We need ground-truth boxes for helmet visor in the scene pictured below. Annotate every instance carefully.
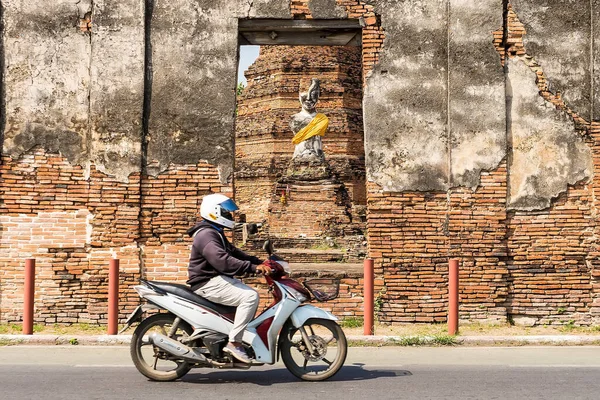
[219,199,239,212]
[219,198,239,221]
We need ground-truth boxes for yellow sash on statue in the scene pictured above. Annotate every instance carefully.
[291,113,329,145]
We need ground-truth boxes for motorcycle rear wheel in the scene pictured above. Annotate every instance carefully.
[130,313,194,381]
[280,318,347,381]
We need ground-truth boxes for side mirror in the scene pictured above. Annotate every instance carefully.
[263,240,274,256]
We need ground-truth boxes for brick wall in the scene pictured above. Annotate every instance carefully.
[3,0,600,328]
[368,160,600,325]
[363,0,600,327]
[0,148,368,324]
[291,0,384,80]
[0,149,231,324]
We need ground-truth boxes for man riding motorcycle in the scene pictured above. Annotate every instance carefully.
[186,193,275,364]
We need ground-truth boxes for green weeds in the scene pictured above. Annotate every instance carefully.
[340,317,364,329]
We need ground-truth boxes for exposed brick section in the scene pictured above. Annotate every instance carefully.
[506,184,595,324]
[0,150,141,323]
[582,123,600,319]
[366,185,449,322]
[0,148,232,324]
[290,0,385,81]
[368,159,599,325]
[139,165,230,246]
[88,167,141,248]
[447,164,509,323]
[268,181,355,239]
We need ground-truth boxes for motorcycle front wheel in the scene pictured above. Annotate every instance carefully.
[130,313,194,381]
[280,318,347,381]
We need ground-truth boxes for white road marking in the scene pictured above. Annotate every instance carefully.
[74,364,134,368]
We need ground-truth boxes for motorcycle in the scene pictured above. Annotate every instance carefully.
[121,240,347,382]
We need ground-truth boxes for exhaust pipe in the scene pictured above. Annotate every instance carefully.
[149,333,207,363]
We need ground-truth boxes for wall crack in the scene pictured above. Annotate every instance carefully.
[495,1,591,131]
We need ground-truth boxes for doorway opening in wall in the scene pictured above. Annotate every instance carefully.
[233,20,368,269]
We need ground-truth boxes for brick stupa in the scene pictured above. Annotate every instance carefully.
[235,45,366,255]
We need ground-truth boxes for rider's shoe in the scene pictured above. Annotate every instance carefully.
[223,342,252,364]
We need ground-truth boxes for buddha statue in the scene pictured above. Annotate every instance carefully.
[290,78,329,162]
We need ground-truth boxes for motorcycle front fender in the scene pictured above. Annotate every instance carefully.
[289,304,338,328]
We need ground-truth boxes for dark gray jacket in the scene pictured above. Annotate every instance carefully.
[186,221,262,291]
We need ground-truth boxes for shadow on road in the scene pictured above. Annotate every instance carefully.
[183,364,412,385]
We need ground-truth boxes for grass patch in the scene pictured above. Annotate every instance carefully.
[389,334,458,347]
[559,320,577,332]
[0,323,107,335]
[340,317,364,329]
[0,324,21,334]
[0,324,44,334]
[431,334,459,346]
[0,338,23,346]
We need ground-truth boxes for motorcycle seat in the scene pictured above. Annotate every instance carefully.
[145,280,237,316]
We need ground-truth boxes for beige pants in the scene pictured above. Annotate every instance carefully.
[194,275,259,343]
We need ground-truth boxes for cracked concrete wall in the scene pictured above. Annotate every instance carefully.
[449,0,506,189]
[364,0,449,192]
[2,0,91,164]
[512,0,592,121]
[90,0,144,181]
[364,0,594,210]
[507,59,592,209]
[146,0,239,181]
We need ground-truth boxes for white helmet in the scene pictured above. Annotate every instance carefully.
[200,194,238,229]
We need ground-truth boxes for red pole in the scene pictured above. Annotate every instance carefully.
[363,258,374,335]
[23,258,35,335]
[448,259,459,335]
[108,259,119,335]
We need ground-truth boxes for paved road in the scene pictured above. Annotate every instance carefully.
[1,346,600,399]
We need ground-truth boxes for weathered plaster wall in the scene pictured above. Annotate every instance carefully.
[244,0,291,19]
[0,1,5,145]
[309,0,347,18]
[364,0,449,192]
[3,0,91,164]
[449,0,505,188]
[512,0,592,121]
[1,1,595,201]
[363,0,505,192]
[146,0,239,181]
[364,0,594,210]
[508,59,592,209]
[90,0,144,181]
